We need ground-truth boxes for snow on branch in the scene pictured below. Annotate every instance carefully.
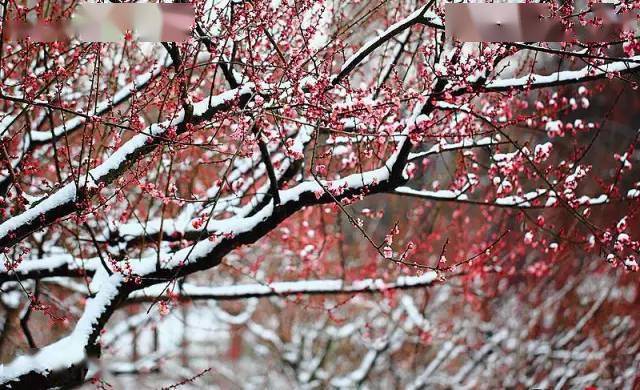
[0,84,255,250]
[0,252,99,284]
[0,274,126,388]
[28,57,172,144]
[129,271,439,302]
[331,1,441,86]
[485,56,640,91]
[407,136,503,162]
[393,186,629,209]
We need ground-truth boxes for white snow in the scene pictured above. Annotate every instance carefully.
[192,83,254,116]
[394,186,470,201]
[29,59,171,143]
[408,137,498,161]
[0,253,98,275]
[575,194,608,205]
[0,84,254,245]
[331,4,439,83]
[131,271,438,299]
[545,120,563,136]
[495,189,547,207]
[0,184,77,243]
[486,56,640,90]
[0,114,16,135]
[0,274,123,385]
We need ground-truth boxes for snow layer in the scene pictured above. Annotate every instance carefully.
[486,56,640,89]
[0,274,123,385]
[131,271,438,299]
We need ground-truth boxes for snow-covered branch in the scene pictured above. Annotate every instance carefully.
[0,84,255,250]
[485,56,640,92]
[129,271,438,302]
